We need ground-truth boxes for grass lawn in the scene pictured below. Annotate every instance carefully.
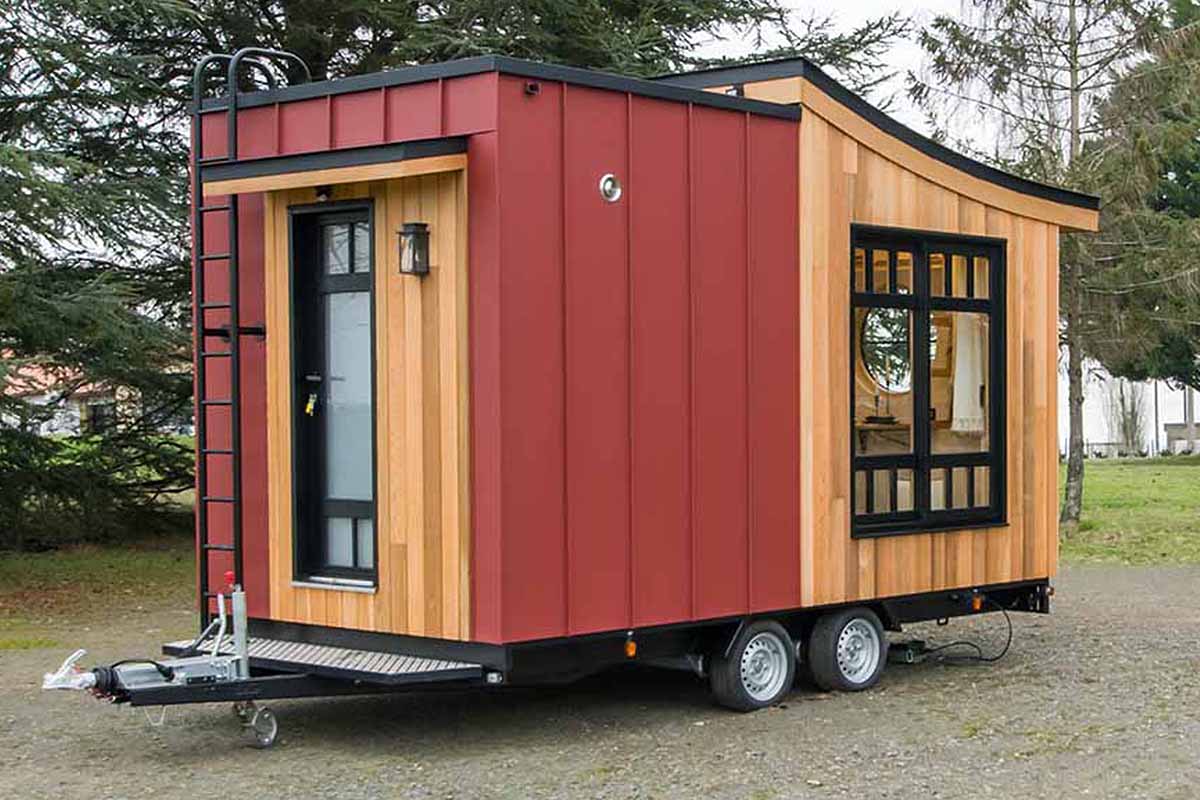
[1060,454,1200,565]
[0,534,193,649]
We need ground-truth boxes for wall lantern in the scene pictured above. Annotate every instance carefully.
[399,222,430,276]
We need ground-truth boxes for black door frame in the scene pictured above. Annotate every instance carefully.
[287,198,379,583]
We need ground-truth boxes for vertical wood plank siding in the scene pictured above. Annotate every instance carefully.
[793,90,1060,606]
[263,172,471,640]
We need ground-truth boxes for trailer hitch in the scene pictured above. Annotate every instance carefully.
[40,586,279,747]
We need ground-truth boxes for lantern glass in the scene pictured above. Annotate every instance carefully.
[399,222,430,276]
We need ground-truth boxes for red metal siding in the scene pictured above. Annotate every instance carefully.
[198,73,498,161]
[472,76,800,642]
[747,116,802,612]
[690,107,750,619]
[563,86,632,635]
[493,77,568,641]
[628,97,692,627]
[467,132,503,643]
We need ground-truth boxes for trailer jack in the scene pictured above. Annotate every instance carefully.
[42,587,281,748]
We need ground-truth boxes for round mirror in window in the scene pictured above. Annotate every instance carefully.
[860,307,911,393]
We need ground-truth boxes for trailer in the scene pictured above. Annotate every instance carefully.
[43,48,1097,746]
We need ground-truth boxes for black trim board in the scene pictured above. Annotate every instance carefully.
[201,137,466,184]
[196,55,802,122]
[655,57,1099,212]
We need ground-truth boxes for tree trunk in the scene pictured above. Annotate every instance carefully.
[1187,386,1196,452]
[1061,278,1085,528]
[1060,0,1085,530]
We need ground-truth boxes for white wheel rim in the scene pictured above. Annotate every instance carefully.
[739,631,789,702]
[836,619,881,685]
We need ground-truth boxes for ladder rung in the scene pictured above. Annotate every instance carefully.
[201,495,235,503]
[202,543,236,552]
[200,351,231,359]
[200,302,232,310]
[200,204,232,213]
[201,399,233,407]
[199,253,231,261]
[201,448,234,455]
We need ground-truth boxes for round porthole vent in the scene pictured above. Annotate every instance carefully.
[599,173,622,203]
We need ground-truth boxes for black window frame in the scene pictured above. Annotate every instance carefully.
[850,224,1007,538]
[288,200,379,584]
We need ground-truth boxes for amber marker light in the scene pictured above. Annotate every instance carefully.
[624,638,637,658]
[971,594,984,612]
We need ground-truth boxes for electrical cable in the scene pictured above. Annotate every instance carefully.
[913,596,1013,664]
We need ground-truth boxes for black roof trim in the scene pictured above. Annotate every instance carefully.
[201,137,467,183]
[197,55,802,122]
[655,57,1100,212]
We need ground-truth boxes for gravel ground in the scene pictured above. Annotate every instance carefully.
[2,564,1199,799]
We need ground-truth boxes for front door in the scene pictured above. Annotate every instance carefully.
[290,202,377,585]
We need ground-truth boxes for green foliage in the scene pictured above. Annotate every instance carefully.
[1077,12,1200,391]
[1,0,908,551]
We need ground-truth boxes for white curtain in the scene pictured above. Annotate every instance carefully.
[952,314,986,433]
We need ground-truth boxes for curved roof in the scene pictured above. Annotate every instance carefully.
[655,56,1099,213]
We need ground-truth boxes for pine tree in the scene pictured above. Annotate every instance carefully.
[1,0,908,549]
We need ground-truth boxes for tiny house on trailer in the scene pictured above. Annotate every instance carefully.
[43,48,1099,745]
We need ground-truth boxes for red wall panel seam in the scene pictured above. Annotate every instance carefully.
[625,92,635,629]
[437,79,446,137]
[739,112,748,609]
[560,82,572,635]
[378,87,387,142]
[691,104,700,618]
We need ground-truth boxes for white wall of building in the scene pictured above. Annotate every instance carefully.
[1056,356,1196,456]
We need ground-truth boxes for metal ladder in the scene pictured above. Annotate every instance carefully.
[192,49,311,629]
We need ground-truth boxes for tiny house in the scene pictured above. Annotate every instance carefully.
[46,49,1100,738]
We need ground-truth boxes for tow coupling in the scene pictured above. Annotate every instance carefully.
[41,578,279,748]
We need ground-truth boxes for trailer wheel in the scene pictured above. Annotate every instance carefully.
[246,705,278,749]
[807,607,887,692]
[710,620,796,711]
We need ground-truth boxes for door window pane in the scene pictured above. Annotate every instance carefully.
[356,518,375,569]
[352,222,371,273]
[931,311,990,454]
[322,224,350,275]
[855,307,914,455]
[326,517,354,567]
[324,291,373,500]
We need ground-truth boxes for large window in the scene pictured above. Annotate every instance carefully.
[851,226,1005,536]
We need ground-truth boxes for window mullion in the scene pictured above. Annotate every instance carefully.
[913,241,932,522]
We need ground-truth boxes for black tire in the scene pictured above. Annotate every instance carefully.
[807,607,888,692]
[710,620,796,711]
